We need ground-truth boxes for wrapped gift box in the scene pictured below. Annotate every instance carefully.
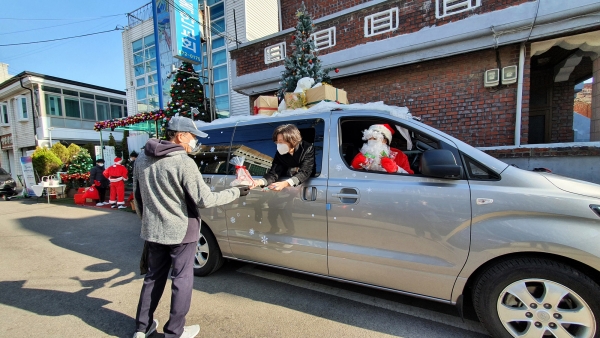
[305,84,348,107]
[253,96,279,116]
[284,92,306,110]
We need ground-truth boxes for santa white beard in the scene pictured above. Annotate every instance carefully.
[359,139,392,171]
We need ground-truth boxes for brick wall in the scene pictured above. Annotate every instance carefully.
[232,0,534,76]
[280,0,532,31]
[333,44,528,147]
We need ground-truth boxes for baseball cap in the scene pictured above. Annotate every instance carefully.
[167,116,208,138]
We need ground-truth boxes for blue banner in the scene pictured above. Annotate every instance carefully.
[170,0,203,64]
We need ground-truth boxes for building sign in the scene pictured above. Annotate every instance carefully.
[0,134,12,149]
[155,0,179,107]
[170,0,203,64]
[20,157,37,196]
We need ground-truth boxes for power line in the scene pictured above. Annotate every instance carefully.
[0,15,126,36]
[0,28,123,47]
[0,14,125,21]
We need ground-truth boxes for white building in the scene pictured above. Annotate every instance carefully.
[121,0,279,118]
[0,63,126,180]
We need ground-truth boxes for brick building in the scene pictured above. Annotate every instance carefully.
[228,0,600,181]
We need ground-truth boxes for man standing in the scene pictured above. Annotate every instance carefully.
[103,157,128,209]
[132,116,249,338]
[89,158,110,206]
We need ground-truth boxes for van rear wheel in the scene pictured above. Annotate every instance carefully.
[472,258,600,338]
[193,225,224,276]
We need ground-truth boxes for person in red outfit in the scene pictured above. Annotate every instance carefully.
[351,124,414,174]
[103,157,129,209]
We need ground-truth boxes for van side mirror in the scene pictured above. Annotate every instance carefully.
[420,149,463,179]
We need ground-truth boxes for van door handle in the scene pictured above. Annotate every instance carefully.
[331,193,359,198]
[302,186,317,201]
[332,188,359,203]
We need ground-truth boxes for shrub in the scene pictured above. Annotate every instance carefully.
[50,143,69,166]
[32,147,63,178]
[67,143,81,163]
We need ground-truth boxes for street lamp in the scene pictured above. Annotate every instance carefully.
[47,127,55,147]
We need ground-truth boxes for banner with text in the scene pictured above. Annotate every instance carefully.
[169,0,203,64]
[19,157,37,196]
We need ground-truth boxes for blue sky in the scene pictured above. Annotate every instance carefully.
[0,0,150,91]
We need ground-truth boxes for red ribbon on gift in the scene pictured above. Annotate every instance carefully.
[253,106,278,115]
[235,165,246,169]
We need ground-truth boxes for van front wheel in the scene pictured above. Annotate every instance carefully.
[472,258,600,338]
[193,225,224,276]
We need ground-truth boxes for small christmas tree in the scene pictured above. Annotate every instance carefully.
[161,62,210,135]
[67,149,93,187]
[277,2,333,99]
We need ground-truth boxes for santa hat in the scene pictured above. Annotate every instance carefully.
[364,124,395,144]
[113,157,122,164]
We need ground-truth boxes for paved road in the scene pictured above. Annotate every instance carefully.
[0,199,490,338]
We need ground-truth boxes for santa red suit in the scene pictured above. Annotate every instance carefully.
[351,124,414,174]
[103,157,128,208]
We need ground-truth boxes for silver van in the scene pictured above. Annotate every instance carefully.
[191,106,600,338]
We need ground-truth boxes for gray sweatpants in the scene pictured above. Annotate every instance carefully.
[135,241,196,338]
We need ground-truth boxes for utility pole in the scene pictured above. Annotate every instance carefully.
[203,0,216,121]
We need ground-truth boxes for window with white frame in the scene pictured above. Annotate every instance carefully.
[205,0,230,118]
[17,96,28,121]
[132,34,158,112]
[0,103,8,125]
[435,0,481,19]
[40,85,126,128]
[364,8,399,38]
[265,42,286,64]
[311,27,336,51]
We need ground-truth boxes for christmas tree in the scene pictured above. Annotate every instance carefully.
[66,149,93,187]
[277,2,334,99]
[161,61,210,135]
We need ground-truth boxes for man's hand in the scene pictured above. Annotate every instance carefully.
[237,186,250,197]
[268,181,290,191]
[351,153,368,169]
[381,157,398,173]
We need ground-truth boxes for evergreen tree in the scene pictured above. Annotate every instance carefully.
[121,130,130,164]
[161,62,209,136]
[67,149,93,175]
[277,2,333,99]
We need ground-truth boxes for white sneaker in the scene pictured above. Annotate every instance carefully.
[180,324,200,338]
[118,205,127,209]
[96,202,104,206]
[102,202,110,205]
[132,319,158,338]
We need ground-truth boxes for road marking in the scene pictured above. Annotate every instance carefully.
[237,264,488,335]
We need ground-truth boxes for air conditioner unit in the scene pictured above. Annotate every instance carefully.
[502,65,518,85]
[484,69,499,87]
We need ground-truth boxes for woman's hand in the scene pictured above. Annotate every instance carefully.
[268,181,290,191]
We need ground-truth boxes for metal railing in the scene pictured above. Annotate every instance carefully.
[127,2,153,28]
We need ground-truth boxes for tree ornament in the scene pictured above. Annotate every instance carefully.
[335,68,339,73]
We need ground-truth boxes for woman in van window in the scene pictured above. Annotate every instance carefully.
[252,124,316,191]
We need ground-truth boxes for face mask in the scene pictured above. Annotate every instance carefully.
[130,158,135,162]
[187,135,201,153]
[276,143,290,155]
[98,163,104,167]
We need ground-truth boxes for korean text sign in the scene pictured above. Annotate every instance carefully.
[170,0,203,64]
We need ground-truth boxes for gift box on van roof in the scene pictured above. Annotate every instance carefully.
[253,96,279,116]
[305,84,348,107]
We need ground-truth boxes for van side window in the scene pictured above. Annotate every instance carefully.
[194,127,234,175]
[339,117,441,175]
[232,118,324,177]
[463,155,500,180]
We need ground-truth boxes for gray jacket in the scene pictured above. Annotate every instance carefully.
[133,139,240,245]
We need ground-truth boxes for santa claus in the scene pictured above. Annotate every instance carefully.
[351,124,414,174]
[103,157,129,209]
